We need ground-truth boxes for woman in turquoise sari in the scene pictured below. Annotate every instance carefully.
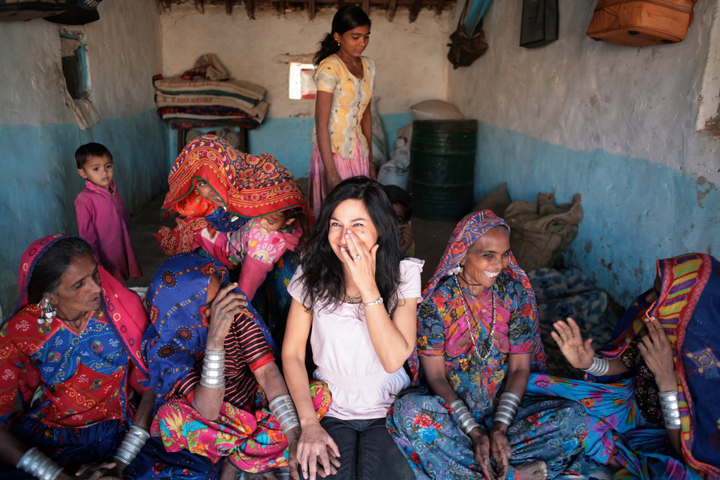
[528,253,720,480]
[387,211,589,480]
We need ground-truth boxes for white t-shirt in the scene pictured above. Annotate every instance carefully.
[287,258,424,420]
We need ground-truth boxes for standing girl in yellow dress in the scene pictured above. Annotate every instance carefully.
[309,5,375,217]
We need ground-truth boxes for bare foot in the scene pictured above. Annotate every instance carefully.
[514,460,547,480]
[219,460,238,480]
[246,471,279,480]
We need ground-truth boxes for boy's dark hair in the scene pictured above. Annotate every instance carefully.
[75,143,113,169]
[383,184,413,222]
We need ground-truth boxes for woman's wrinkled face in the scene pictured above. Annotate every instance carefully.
[328,199,379,263]
[195,179,224,206]
[461,227,512,289]
[49,253,102,320]
[335,25,371,58]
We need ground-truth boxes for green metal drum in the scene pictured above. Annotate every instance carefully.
[410,119,477,220]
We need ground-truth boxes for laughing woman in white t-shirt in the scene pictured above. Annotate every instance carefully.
[282,177,422,480]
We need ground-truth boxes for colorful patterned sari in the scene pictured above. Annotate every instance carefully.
[0,234,149,477]
[388,212,589,480]
[138,254,330,476]
[155,134,311,256]
[527,254,720,480]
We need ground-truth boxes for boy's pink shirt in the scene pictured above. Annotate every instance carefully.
[74,180,142,282]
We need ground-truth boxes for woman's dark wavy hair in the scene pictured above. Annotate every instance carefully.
[27,237,94,304]
[299,177,402,311]
[313,5,371,66]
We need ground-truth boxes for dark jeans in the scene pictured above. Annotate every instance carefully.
[320,416,414,480]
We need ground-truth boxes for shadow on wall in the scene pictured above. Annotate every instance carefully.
[474,122,720,306]
[0,110,168,317]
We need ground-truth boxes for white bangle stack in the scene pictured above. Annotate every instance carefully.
[16,447,63,480]
[269,394,300,434]
[659,390,682,430]
[494,392,521,427]
[449,399,481,435]
[113,425,150,466]
[200,349,225,388]
[581,355,610,377]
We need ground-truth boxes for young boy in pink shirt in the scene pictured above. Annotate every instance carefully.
[74,143,142,282]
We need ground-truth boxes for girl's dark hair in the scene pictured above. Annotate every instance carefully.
[383,185,413,222]
[313,5,371,66]
[278,205,310,241]
[27,237,94,304]
[299,177,402,311]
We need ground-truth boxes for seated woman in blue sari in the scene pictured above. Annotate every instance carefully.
[387,211,589,480]
[129,254,331,480]
[529,253,720,480]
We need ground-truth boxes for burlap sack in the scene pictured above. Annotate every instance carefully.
[504,193,582,270]
[472,182,512,218]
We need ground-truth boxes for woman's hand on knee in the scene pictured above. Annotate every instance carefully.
[490,426,511,480]
[296,422,340,480]
[551,317,594,370]
[469,429,495,480]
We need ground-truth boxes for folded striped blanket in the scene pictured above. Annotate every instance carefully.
[153,76,265,104]
[155,93,268,123]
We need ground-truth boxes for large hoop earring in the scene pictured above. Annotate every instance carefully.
[38,297,56,325]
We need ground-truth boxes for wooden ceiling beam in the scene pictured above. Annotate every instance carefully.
[308,0,315,18]
[387,0,396,21]
[408,0,422,22]
[245,0,254,17]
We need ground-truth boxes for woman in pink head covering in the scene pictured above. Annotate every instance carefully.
[0,234,153,480]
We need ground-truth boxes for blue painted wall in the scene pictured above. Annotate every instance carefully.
[475,122,720,306]
[247,113,413,178]
[0,108,168,316]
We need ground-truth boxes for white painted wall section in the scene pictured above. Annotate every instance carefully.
[160,5,453,117]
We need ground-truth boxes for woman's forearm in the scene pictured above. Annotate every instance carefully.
[133,389,156,431]
[316,125,338,178]
[362,289,416,372]
[253,362,290,401]
[360,101,373,164]
[283,354,319,428]
[426,375,460,405]
[191,381,226,422]
[0,427,28,469]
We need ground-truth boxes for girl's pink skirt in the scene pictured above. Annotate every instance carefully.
[308,139,369,217]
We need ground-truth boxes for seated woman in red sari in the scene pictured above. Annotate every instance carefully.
[0,235,153,480]
[387,211,590,480]
[529,254,720,480]
[135,254,331,480]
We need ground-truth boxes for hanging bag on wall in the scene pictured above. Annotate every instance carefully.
[520,0,559,48]
[447,0,489,69]
[586,0,697,47]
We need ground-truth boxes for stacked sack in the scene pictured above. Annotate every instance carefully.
[154,54,269,130]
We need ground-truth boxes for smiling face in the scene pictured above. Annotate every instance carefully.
[328,199,378,263]
[78,154,114,190]
[334,24,371,59]
[47,252,103,321]
[195,179,224,206]
[461,226,512,289]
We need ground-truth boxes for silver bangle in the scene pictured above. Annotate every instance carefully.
[200,349,225,388]
[450,399,481,435]
[16,447,63,480]
[113,425,150,466]
[659,390,682,430]
[362,297,384,307]
[269,394,300,434]
[494,392,521,427]
[581,355,610,377]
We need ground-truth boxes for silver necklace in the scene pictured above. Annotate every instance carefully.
[455,275,496,362]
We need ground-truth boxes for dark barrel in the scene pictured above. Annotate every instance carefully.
[409,119,477,220]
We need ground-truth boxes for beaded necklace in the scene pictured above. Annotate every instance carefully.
[455,275,496,362]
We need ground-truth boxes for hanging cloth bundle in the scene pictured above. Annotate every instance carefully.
[520,0,559,48]
[447,0,491,69]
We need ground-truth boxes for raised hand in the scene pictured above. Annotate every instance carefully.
[551,318,595,370]
[341,230,379,297]
[638,317,677,391]
[206,282,247,350]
